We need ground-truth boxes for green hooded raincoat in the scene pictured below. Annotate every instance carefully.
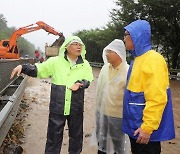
[35,36,93,115]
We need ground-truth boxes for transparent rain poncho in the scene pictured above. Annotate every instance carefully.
[91,39,130,154]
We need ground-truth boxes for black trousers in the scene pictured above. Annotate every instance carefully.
[129,136,161,154]
[98,150,117,154]
[45,112,83,154]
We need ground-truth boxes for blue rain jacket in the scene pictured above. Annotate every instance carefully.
[122,20,175,141]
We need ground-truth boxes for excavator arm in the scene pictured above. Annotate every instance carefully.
[0,21,63,59]
[9,21,63,47]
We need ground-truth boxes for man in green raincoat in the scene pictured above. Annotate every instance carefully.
[11,36,93,154]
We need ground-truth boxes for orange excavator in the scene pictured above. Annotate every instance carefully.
[0,21,64,59]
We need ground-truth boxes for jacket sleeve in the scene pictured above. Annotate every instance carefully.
[75,79,90,89]
[35,57,54,78]
[82,60,94,83]
[140,55,169,134]
[21,64,37,77]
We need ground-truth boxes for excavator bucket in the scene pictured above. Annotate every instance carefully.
[45,35,65,59]
[51,35,65,47]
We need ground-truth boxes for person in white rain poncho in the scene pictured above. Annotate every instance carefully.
[94,39,130,154]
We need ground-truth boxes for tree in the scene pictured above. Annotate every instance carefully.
[74,24,125,63]
[17,37,35,58]
[110,0,180,69]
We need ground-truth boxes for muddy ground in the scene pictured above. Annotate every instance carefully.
[1,67,180,154]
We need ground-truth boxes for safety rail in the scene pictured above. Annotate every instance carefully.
[0,58,34,147]
[89,62,180,80]
[169,69,180,80]
[0,76,28,146]
[89,62,104,68]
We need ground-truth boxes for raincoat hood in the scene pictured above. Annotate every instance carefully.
[102,39,127,64]
[59,35,86,58]
[124,19,152,57]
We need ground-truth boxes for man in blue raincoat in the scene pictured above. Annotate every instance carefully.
[122,19,175,154]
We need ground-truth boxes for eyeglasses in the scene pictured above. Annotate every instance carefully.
[70,43,83,47]
[125,33,130,36]
[124,33,130,39]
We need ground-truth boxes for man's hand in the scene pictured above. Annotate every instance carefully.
[134,127,150,144]
[10,65,22,79]
[70,83,83,91]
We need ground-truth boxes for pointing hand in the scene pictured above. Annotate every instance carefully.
[10,65,22,79]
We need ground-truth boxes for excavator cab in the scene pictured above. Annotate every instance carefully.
[2,40,10,47]
[0,40,19,59]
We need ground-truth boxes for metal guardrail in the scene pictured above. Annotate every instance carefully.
[0,58,34,147]
[89,62,104,68]
[169,69,180,80]
[89,62,180,80]
[0,76,28,146]
[169,74,180,80]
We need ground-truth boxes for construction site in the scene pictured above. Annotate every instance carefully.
[0,14,180,154]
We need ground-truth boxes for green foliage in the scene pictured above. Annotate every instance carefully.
[0,14,10,39]
[74,24,125,63]
[17,37,35,58]
[110,0,180,69]
[74,29,102,62]
[74,0,180,68]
